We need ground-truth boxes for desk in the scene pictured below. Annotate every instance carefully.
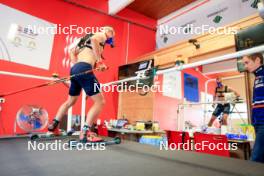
[0,138,262,176]
[189,136,251,160]
[228,139,252,160]
[108,128,165,141]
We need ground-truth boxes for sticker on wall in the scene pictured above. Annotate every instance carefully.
[162,71,182,99]
[0,4,55,70]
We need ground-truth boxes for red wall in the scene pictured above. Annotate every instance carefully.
[0,0,156,135]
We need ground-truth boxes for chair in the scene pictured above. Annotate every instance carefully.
[193,132,230,157]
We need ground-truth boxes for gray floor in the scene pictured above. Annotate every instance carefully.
[0,138,263,176]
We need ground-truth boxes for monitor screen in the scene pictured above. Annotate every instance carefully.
[138,62,149,70]
[118,59,154,79]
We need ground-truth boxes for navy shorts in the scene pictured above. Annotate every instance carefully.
[212,104,231,117]
[69,62,101,96]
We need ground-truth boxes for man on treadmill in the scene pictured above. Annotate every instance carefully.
[207,77,240,127]
[48,26,115,142]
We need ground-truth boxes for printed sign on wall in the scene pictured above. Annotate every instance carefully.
[184,73,199,102]
[157,0,258,49]
[0,4,55,70]
[162,70,182,99]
